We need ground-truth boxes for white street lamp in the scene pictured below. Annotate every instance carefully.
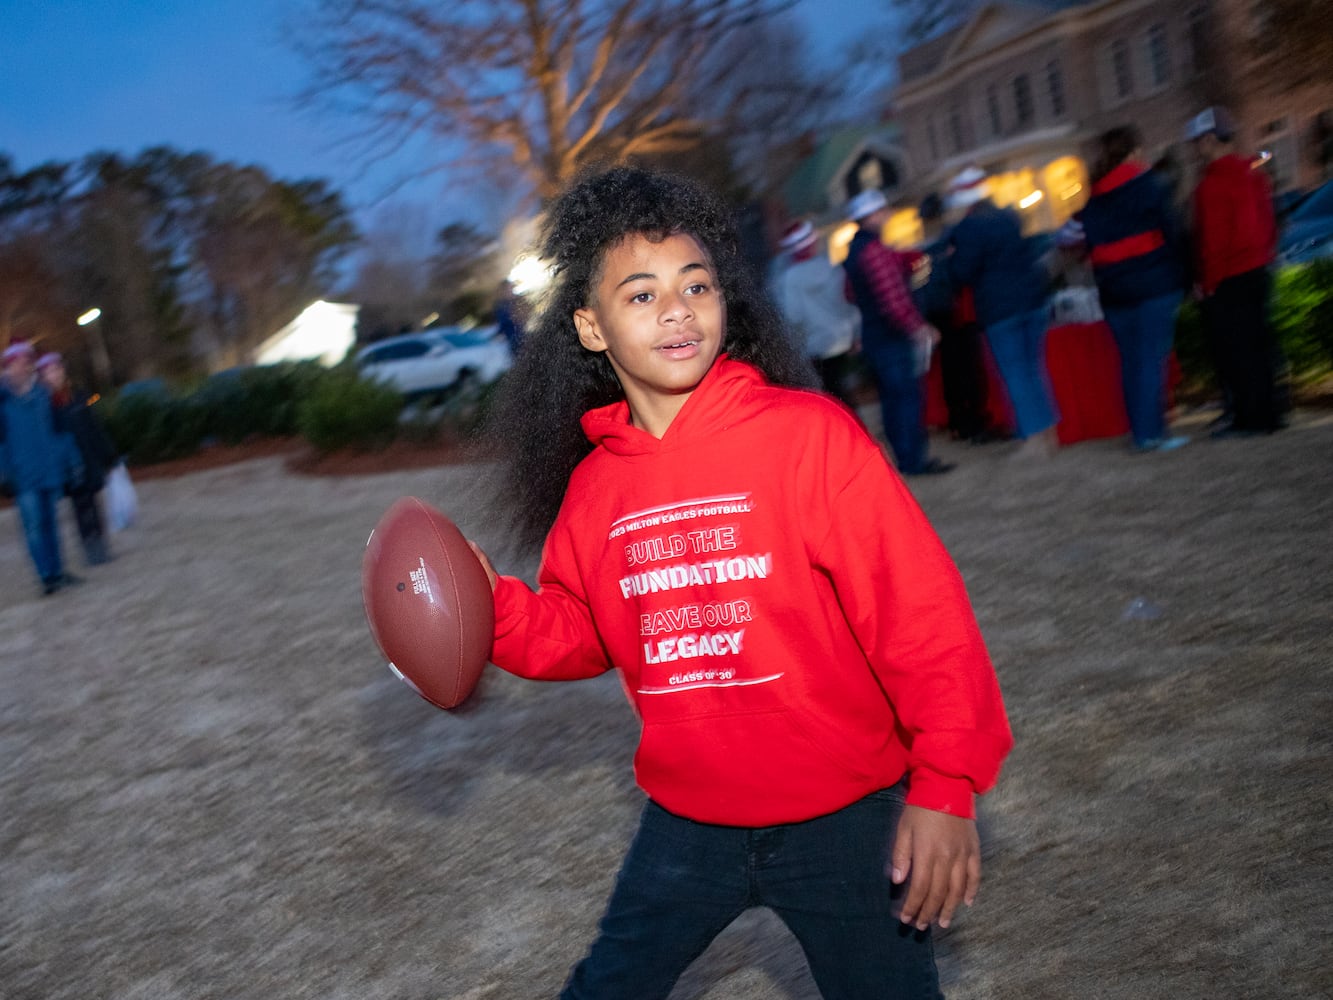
[77,307,113,388]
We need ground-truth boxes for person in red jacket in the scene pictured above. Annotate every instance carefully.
[1186,106,1285,435]
[472,166,1013,999]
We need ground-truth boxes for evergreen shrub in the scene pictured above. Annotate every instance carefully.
[1272,260,1333,383]
[296,369,403,453]
[1173,260,1333,395]
[103,387,208,465]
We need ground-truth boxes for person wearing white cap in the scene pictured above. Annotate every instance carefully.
[1186,106,1285,436]
[946,168,1060,457]
[841,189,953,475]
[0,340,84,595]
[773,220,861,409]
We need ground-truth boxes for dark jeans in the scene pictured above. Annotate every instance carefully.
[1203,268,1282,432]
[1103,291,1183,447]
[16,487,64,583]
[811,352,860,412]
[562,784,942,1000]
[69,488,109,564]
[862,339,929,474]
[933,317,989,439]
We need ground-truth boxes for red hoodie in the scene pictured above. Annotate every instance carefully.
[491,357,1012,826]
[1193,153,1277,295]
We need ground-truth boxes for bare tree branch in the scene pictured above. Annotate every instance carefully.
[293,0,814,203]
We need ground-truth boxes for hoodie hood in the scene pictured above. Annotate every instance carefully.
[491,352,1011,826]
[580,354,765,457]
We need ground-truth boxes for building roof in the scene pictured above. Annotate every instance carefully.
[898,0,1088,84]
[899,27,968,83]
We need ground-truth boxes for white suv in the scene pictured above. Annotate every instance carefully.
[355,326,512,399]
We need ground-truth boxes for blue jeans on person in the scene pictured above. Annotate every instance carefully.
[1103,291,1183,447]
[984,308,1058,439]
[561,782,942,1000]
[862,338,929,474]
[16,487,64,583]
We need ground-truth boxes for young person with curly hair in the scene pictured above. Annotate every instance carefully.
[474,165,1012,1000]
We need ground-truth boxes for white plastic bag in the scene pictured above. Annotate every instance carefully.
[105,462,138,533]
[911,329,937,378]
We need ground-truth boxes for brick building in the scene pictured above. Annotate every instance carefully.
[887,0,1333,238]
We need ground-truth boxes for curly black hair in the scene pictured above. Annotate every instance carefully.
[486,165,816,554]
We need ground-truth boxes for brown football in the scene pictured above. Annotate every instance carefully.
[361,497,494,709]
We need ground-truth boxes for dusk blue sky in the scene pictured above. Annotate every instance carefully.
[2,0,890,246]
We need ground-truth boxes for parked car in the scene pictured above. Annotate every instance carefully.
[1278,179,1333,266]
[354,326,512,400]
[1273,187,1310,223]
[114,377,171,401]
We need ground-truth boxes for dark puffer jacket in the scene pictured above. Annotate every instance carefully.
[947,202,1048,327]
[53,390,119,493]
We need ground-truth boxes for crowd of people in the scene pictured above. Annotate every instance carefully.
[2,103,1287,596]
[772,104,1288,476]
[0,340,120,597]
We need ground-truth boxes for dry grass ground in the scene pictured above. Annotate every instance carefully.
[1,405,1330,1000]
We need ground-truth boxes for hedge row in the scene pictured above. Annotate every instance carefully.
[99,261,1331,467]
[100,362,406,466]
[1175,259,1333,396]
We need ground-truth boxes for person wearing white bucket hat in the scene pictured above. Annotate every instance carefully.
[774,220,862,408]
[946,168,1060,457]
[842,189,953,475]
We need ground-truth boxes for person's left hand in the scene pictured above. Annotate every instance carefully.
[890,805,981,931]
[467,540,498,591]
